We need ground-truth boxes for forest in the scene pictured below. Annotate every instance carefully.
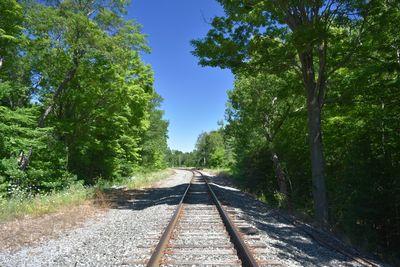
[0,0,168,195]
[169,0,400,264]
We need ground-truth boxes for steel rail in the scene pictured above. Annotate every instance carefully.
[146,171,193,267]
[147,169,259,267]
[198,171,379,267]
[197,170,259,267]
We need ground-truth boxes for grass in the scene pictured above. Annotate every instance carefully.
[125,168,174,188]
[97,168,175,190]
[0,168,174,222]
[0,183,91,222]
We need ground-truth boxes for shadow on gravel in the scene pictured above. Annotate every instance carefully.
[100,180,216,211]
[98,172,380,267]
[207,175,372,267]
[99,184,190,210]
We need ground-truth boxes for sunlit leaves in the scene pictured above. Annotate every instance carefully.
[0,0,168,189]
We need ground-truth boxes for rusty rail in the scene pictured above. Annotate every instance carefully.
[146,169,259,267]
[198,171,259,267]
[146,171,193,267]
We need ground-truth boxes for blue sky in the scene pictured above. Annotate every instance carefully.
[126,0,233,152]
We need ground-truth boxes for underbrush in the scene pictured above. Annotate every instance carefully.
[0,169,174,222]
[0,182,91,221]
[201,168,231,175]
[95,168,174,190]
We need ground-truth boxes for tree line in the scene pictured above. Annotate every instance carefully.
[189,0,399,263]
[166,128,233,169]
[0,0,168,196]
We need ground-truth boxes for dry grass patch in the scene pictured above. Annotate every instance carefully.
[0,202,105,251]
[124,168,175,189]
[95,169,175,208]
[0,169,174,251]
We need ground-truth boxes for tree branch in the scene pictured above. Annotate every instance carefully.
[327,16,367,77]
[38,50,84,127]
[317,40,327,108]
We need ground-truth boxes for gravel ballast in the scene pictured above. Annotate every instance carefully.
[202,171,389,267]
[0,170,192,267]
[1,169,389,267]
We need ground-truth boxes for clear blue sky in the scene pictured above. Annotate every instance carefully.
[126,0,233,153]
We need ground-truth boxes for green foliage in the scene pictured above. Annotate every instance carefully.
[0,181,90,221]
[165,130,233,169]
[19,0,148,182]
[0,0,30,109]
[0,104,74,196]
[96,168,174,191]
[165,149,197,168]
[0,0,23,57]
[0,0,168,198]
[210,146,226,168]
[140,94,169,169]
[192,0,400,263]
[195,130,232,168]
[10,0,167,184]
[320,2,400,257]
[225,72,306,206]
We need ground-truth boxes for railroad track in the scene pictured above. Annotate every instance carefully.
[145,170,379,267]
[146,170,263,267]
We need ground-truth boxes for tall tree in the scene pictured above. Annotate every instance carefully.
[0,0,23,70]
[195,130,230,168]
[0,0,170,196]
[140,93,169,169]
[226,72,303,206]
[0,0,29,109]
[24,0,149,127]
[192,0,368,226]
[20,0,158,182]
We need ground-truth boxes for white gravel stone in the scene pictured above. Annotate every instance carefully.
[1,170,389,267]
[0,170,192,267]
[206,173,390,267]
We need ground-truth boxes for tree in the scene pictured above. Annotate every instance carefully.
[0,0,170,196]
[0,106,73,196]
[192,0,369,226]
[212,1,400,260]
[0,0,23,70]
[0,0,73,196]
[23,0,150,127]
[165,150,196,168]
[140,94,169,169]
[226,72,303,206]
[320,0,400,258]
[195,130,230,168]
[22,0,155,182]
[0,0,29,109]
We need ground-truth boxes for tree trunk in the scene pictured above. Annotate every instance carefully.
[299,50,329,227]
[38,50,83,128]
[38,66,77,127]
[396,48,400,66]
[271,151,290,208]
[306,89,328,227]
